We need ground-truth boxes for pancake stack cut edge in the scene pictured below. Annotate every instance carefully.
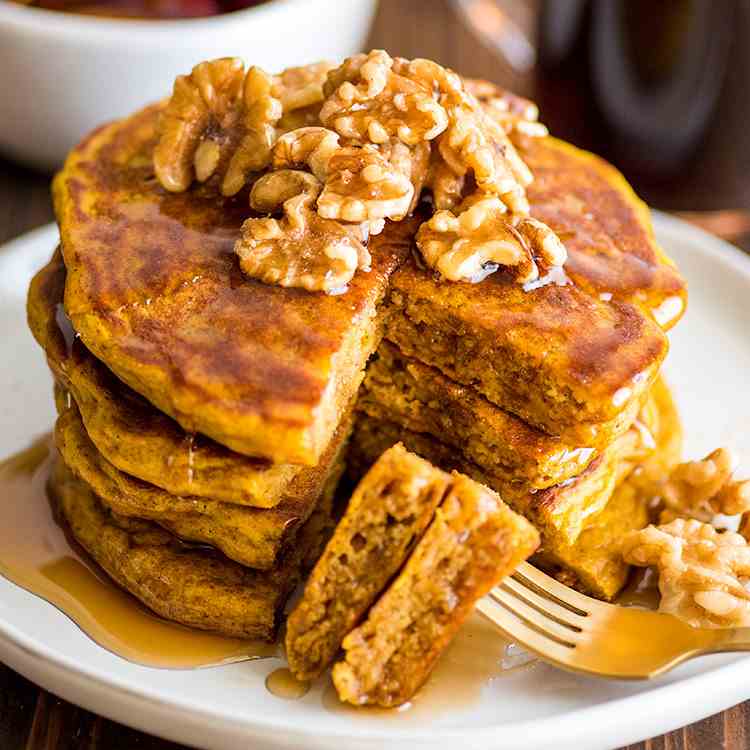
[28,72,688,645]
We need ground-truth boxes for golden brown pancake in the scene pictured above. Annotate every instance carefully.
[48,458,333,639]
[286,443,452,681]
[53,103,415,465]
[348,375,682,599]
[357,340,641,490]
[28,251,308,507]
[383,137,686,443]
[54,400,349,570]
[53,103,685,465]
[332,472,538,707]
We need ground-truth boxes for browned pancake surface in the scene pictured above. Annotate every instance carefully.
[55,105,414,464]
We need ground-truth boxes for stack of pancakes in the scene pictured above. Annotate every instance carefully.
[350,137,687,600]
[29,254,352,639]
[29,87,686,640]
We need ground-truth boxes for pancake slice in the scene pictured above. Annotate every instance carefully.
[359,340,634,489]
[348,376,680,599]
[49,458,333,640]
[54,400,350,570]
[332,472,539,707]
[383,136,685,443]
[285,444,451,681]
[349,415,645,546]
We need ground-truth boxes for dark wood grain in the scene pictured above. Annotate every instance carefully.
[0,1,748,748]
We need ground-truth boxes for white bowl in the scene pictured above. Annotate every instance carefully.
[0,0,379,171]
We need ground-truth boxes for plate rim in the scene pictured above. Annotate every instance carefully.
[1,213,750,749]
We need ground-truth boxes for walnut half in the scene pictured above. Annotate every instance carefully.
[319,50,448,146]
[154,58,246,193]
[154,59,282,197]
[623,519,750,628]
[657,448,750,524]
[416,196,566,283]
[235,170,370,293]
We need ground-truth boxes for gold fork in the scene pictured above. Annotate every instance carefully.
[476,562,750,679]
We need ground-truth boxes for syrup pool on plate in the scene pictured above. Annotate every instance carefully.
[0,437,277,669]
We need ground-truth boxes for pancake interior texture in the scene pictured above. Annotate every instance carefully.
[332,471,539,707]
[285,444,452,681]
[348,374,681,599]
[359,340,636,490]
[27,252,306,507]
[48,458,333,640]
[383,136,686,443]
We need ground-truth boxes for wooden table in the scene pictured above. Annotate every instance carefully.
[1,1,749,747]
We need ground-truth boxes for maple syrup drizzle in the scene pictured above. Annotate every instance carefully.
[265,667,311,700]
[0,435,663,702]
[0,437,278,669]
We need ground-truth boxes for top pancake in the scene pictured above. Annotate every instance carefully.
[54,104,415,465]
[54,102,686,463]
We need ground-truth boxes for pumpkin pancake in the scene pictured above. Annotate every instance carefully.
[383,136,686,444]
[28,251,314,508]
[333,472,538,707]
[348,375,681,599]
[53,103,415,465]
[53,101,684,466]
[357,341,641,490]
[54,399,350,570]
[48,458,335,639]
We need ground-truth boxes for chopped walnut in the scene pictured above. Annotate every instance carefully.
[622,519,750,628]
[273,129,420,229]
[157,51,561,293]
[271,61,333,114]
[154,58,246,193]
[416,196,566,283]
[272,126,341,182]
[317,145,415,224]
[657,448,750,524]
[319,50,448,146]
[221,66,283,196]
[435,88,533,214]
[154,59,282,197]
[464,78,548,139]
[235,170,370,293]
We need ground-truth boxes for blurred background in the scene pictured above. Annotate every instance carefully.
[1,0,749,247]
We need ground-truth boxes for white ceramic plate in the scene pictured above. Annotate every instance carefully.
[1,215,749,750]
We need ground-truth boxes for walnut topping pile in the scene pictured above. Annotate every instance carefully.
[154,51,563,292]
[655,448,750,524]
[623,519,750,628]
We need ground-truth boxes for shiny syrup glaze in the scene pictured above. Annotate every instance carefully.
[55,106,687,461]
[0,438,278,669]
[265,667,311,700]
[0,437,541,703]
[0,438,663,704]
